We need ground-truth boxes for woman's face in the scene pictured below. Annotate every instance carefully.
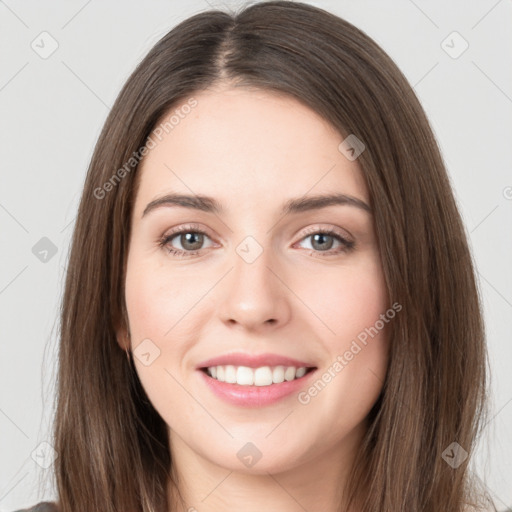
[120,86,391,476]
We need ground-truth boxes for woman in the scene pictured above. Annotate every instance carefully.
[16,1,494,511]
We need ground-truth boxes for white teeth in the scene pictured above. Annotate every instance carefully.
[254,366,273,386]
[237,366,254,385]
[206,365,310,386]
[272,365,285,384]
[225,365,237,384]
[295,367,306,378]
[284,366,296,381]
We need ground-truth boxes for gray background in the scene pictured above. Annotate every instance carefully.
[0,0,511,510]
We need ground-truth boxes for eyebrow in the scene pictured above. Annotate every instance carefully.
[142,192,372,218]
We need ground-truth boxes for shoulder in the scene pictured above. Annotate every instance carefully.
[12,502,59,512]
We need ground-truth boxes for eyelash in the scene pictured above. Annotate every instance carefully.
[158,224,355,259]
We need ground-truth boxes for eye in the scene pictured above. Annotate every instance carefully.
[158,224,215,257]
[158,224,355,258]
[295,227,355,257]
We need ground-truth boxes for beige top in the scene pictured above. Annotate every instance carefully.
[13,503,58,512]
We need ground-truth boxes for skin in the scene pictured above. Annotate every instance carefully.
[117,84,391,512]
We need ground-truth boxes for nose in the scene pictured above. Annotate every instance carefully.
[218,243,292,332]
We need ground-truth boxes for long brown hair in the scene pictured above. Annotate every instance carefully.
[52,1,492,510]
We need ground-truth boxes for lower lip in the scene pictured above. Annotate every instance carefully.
[197,368,317,407]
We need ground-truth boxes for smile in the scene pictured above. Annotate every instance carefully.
[198,365,318,407]
[203,365,314,386]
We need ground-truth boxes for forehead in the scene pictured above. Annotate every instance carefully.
[134,87,369,214]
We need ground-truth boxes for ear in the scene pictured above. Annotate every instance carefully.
[115,324,130,352]
[113,308,131,351]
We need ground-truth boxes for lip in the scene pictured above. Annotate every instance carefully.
[197,366,318,407]
[196,352,316,370]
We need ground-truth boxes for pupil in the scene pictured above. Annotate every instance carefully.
[182,232,203,250]
[312,233,333,251]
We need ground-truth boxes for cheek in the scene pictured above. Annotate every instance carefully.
[125,273,170,342]
[123,255,200,416]
[301,254,389,345]
[124,250,199,342]
[296,255,390,427]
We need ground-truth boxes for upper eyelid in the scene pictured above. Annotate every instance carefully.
[299,224,353,240]
[164,223,210,237]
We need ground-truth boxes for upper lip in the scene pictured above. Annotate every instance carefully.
[196,352,317,370]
